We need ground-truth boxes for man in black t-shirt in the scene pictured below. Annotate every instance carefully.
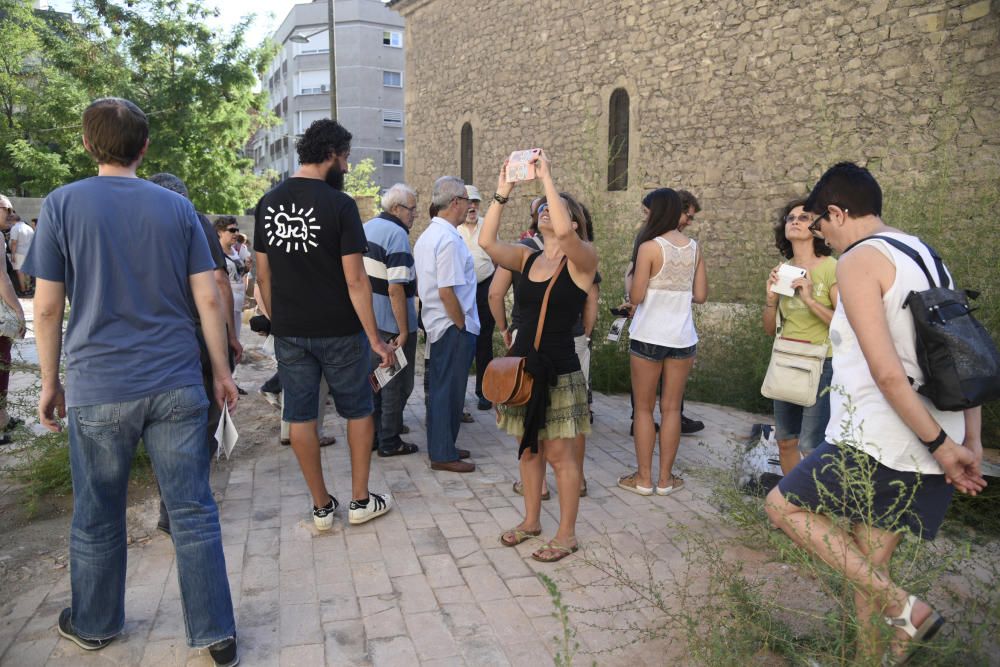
[254,119,394,530]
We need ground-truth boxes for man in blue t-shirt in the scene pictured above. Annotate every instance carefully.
[23,98,240,666]
[364,183,419,457]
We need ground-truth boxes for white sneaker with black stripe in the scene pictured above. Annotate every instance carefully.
[312,495,339,531]
[348,491,392,525]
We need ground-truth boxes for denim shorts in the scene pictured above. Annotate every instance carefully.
[275,333,373,422]
[777,441,954,540]
[629,339,697,362]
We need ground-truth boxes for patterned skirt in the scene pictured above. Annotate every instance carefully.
[496,370,591,441]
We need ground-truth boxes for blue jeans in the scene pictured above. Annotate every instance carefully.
[426,326,476,462]
[373,331,417,453]
[275,333,373,421]
[67,385,234,648]
[773,357,834,454]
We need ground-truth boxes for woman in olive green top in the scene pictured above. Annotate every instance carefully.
[763,199,838,474]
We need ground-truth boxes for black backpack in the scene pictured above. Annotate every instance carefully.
[862,235,1000,411]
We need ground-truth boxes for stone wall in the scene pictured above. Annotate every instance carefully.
[393,0,999,300]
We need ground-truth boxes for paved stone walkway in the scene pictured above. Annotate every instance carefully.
[0,370,764,666]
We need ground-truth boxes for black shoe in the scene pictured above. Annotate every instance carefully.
[378,442,419,457]
[209,637,239,667]
[3,417,22,432]
[461,411,474,423]
[680,415,705,435]
[477,397,492,411]
[57,608,113,651]
[156,520,171,536]
[629,421,660,436]
[400,424,411,434]
[236,386,248,396]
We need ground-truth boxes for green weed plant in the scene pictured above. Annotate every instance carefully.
[540,396,997,665]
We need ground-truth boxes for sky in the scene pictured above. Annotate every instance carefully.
[44,0,304,47]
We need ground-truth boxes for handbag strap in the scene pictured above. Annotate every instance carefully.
[532,256,568,351]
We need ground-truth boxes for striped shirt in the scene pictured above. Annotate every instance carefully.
[363,212,417,334]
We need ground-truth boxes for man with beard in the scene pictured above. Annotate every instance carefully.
[253,118,394,529]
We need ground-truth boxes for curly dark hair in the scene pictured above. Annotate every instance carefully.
[774,198,832,259]
[296,118,352,164]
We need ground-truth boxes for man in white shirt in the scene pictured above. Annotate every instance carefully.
[456,185,497,411]
[9,214,34,295]
[413,176,480,472]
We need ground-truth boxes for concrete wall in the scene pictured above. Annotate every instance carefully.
[255,0,406,189]
[392,0,1000,300]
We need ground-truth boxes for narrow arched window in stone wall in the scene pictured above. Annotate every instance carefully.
[460,122,474,185]
[608,89,629,191]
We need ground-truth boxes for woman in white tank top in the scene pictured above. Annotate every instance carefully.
[765,163,986,664]
[617,188,708,497]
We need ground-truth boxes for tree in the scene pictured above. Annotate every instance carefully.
[1,0,277,212]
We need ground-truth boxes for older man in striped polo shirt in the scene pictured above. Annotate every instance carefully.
[364,183,420,457]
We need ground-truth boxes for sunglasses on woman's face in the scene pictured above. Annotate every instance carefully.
[784,213,813,224]
[226,228,239,233]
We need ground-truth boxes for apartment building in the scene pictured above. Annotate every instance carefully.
[249,0,405,189]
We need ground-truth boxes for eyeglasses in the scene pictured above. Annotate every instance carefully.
[784,213,814,224]
[399,205,417,213]
[808,211,829,236]
[537,203,549,214]
[226,228,239,233]
[453,196,471,203]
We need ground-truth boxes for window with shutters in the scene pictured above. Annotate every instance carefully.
[383,110,403,127]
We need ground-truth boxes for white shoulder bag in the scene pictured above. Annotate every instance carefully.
[760,306,827,407]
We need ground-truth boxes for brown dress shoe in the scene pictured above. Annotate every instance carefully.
[430,460,476,473]
[457,449,470,459]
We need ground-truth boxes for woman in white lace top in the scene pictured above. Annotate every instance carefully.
[617,188,708,497]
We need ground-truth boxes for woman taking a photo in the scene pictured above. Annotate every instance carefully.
[767,163,984,664]
[618,188,707,497]
[479,150,597,563]
[764,199,838,474]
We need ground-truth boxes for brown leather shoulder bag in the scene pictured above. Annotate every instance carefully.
[482,257,566,407]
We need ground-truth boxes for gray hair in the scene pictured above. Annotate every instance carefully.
[148,172,189,199]
[430,176,465,209]
[381,183,416,211]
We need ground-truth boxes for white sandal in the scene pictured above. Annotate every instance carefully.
[882,595,944,666]
[655,475,685,496]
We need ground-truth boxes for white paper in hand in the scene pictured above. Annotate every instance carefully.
[215,404,239,460]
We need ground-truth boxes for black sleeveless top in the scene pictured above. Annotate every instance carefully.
[510,251,587,374]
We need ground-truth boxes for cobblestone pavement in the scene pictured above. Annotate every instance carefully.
[0,365,765,666]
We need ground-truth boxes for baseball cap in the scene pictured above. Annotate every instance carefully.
[465,185,482,202]
[0,194,12,211]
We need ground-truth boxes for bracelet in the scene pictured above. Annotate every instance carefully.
[919,428,947,453]
[493,193,509,204]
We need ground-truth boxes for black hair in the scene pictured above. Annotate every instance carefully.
[804,161,882,217]
[630,188,682,272]
[214,215,238,232]
[677,189,701,213]
[774,198,832,259]
[296,118,352,165]
[578,201,595,242]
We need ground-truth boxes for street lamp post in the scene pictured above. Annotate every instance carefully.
[288,0,337,120]
[326,0,336,119]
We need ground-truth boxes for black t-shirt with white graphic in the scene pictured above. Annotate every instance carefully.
[254,177,368,337]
